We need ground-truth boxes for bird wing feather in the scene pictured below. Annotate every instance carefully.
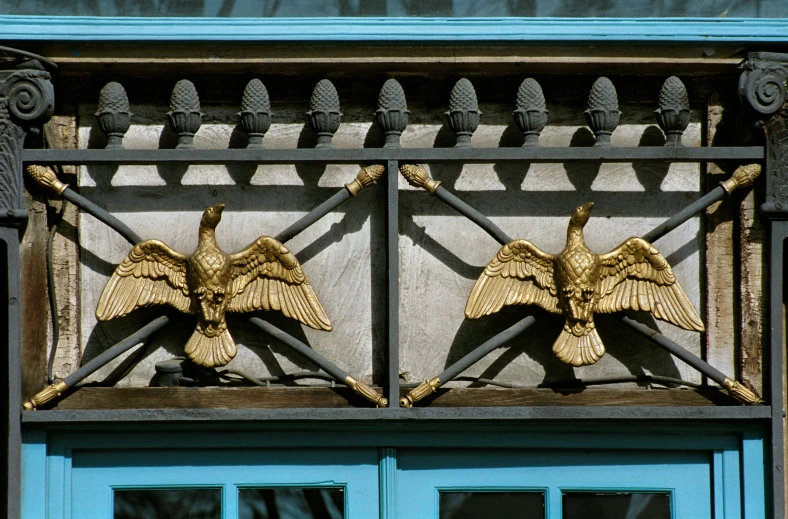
[465,239,559,319]
[96,240,191,320]
[596,237,704,331]
[227,236,332,331]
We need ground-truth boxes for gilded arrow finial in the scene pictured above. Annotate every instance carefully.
[26,164,68,195]
[96,204,332,368]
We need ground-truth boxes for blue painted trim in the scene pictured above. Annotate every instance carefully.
[741,432,766,519]
[2,16,788,43]
[20,431,46,519]
[379,448,396,519]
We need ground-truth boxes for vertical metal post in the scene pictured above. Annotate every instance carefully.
[1,229,21,519]
[386,160,400,408]
[769,221,787,518]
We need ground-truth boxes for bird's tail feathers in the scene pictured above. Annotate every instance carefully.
[184,321,237,368]
[552,321,605,367]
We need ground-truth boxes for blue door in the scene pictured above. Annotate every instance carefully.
[70,448,380,519]
[396,449,714,519]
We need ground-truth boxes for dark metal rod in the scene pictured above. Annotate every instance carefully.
[248,317,348,382]
[641,186,725,243]
[434,185,512,245]
[22,315,171,410]
[62,187,141,245]
[22,146,765,165]
[63,316,170,387]
[248,317,387,407]
[386,160,400,408]
[620,316,727,384]
[400,316,535,407]
[441,316,536,382]
[275,188,351,243]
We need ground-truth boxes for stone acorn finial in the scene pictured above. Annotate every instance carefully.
[655,76,691,146]
[95,82,131,149]
[513,78,549,147]
[375,79,409,148]
[445,78,481,147]
[306,79,342,148]
[238,78,272,149]
[167,79,203,149]
[585,77,620,146]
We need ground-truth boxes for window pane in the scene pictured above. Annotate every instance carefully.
[439,491,545,519]
[239,488,344,519]
[113,488,221,519]
[562,492,670,519]
[3,0,785,18]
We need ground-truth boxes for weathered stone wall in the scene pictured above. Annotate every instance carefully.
[66,73,704,387]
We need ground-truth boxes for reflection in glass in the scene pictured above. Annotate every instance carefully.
[113,488,221,519]
[562,492,670,519]
[440,492,545,519]
[239,487,344,519]
[2,0,785,18]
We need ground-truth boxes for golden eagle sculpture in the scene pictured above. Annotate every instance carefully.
[96,204,332,368]
[465,203,704,367]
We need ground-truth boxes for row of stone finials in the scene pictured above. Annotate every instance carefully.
[94,75,692,150]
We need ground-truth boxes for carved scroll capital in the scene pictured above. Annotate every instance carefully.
[739,52,788,116]
[0,64,54,125]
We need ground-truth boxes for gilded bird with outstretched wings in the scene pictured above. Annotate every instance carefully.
[465,203,704,366]
[96,204,332,368]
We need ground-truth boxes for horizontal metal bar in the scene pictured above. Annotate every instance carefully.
[22,147,764,164]
[21,405,772,423]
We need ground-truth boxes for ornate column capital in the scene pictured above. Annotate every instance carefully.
[739,52,788,116]
[0,59,54,224]
[739,53,788,215]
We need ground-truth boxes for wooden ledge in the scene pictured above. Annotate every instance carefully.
[43,386,741,411]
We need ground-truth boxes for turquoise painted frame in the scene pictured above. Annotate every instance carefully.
[2,16,788,42]
[22,423,767,519]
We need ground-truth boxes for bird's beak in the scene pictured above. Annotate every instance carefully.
[213,203,225,214]
[582,202,594,213]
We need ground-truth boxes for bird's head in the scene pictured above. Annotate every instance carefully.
[200,203,225,229]
[569,202,594,228]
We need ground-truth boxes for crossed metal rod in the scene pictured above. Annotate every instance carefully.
[23,164,388,409]
[399,163,763,406]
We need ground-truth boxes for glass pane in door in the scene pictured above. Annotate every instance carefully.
[440,492,544,519]
[113,488,221,519]
[562,492,670,519]
[239,487,344,519]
